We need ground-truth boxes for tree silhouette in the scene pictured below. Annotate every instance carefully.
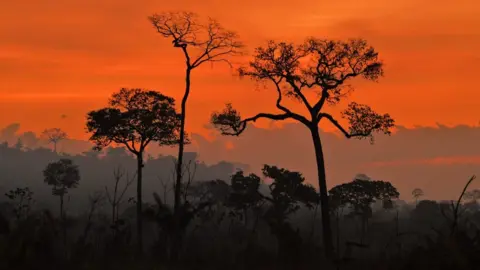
[43,158,80,251]
[262,165,318,216]
[148,11,244,218]
[4,187,34,221]
[43,158,80,220]
[412,188,424,205]
[227,165,317,263]
[211,38,394,258]
[42,128,67,153]
[105,166,135,237]
[329,177,399,243]
[227,170,264,222]
[261,165,317,260]
[86,88,183,255]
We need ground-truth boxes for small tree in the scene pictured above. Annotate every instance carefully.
[227,165,317,262]
[43,158,80,220]
[227,170,264,225]
[42,128,67,153]
[86,88,183,254]
[43,158,80,252]
[105,166,135,236]
[148,12,244,216]
[4,187,34,221]
[262,165,318,219]
[262,165,317,260]
[412,188,424,205]
[211,38,394,257]
[329,177,399,243]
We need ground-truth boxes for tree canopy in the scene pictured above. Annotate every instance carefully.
[86,88,184,154]
[43,158,80,197]
[329,177,400,214]
[211,38,394,142]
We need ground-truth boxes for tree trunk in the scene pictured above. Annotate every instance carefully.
[171,68,192,262]
[395,210,399,237]
[60,194,67,254]
[59,194,64,220]
[336,210,340,258]
[309,126,334,259]
[360,217,366,244]
[308,203,319,243]
[136,153,144,255]
[174,68,191,214]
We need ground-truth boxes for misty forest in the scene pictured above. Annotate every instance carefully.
[1,11,479,270]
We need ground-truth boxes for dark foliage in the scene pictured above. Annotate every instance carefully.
[86,88,184,152]
[1,142,480,270]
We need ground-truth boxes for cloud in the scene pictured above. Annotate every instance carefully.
[2,121,480,200]
[192,123,480,201]
[0,123,20,142]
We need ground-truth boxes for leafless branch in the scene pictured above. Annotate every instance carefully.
[149,12,244,69]
[158,175,174,204]
[105,165,136,224]
[182,159,198,202]
[80,190,106,243]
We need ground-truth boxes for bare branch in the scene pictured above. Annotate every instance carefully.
[149,12,244,69]
[158,175,173,204]
[42,128,68,143]
[182,159,198,202]
[41,128,68,152]
[105,165,136,224]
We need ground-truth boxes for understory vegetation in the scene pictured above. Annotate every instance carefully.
[1,144,479,270]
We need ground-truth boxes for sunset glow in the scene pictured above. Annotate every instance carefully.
[1,0,479,139]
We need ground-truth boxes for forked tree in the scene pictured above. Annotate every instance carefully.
[211,38,395,258]
[412,188,424,205]
[148,12,244,215]
[42,128,67,153]
[86,88,183,254]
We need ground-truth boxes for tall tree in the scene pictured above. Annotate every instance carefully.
[42,128,67,153]
[86,88,182,255]
[211,38,394,258]
[148,12,244,215]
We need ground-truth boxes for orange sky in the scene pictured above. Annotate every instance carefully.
[1,0,480,139]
